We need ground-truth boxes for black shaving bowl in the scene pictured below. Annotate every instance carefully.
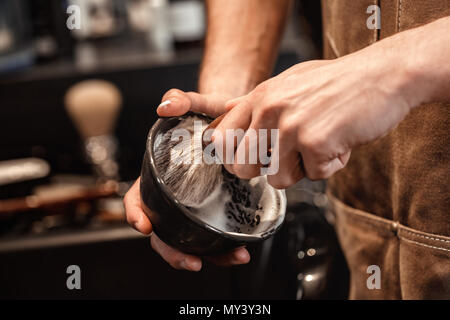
[139,113,286,255]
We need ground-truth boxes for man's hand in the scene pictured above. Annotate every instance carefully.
[124,91,251,271]
[124,0,293,271]
[213,17,450,188]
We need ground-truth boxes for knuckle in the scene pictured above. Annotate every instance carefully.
[125,211,135,225]
[166,88,182,96]
[164,88,184,100]
[298,131,327,155]
[253,82,269,95]
[260,103,277,115]
[283,174,300,188]
[253,102,279,123]
[279,117,298,138]
[168,261,183,270]
[225,97,242,110]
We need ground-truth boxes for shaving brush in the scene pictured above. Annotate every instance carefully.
[153,115,223,207]
[140,113,287,255]
[64,80,122,181]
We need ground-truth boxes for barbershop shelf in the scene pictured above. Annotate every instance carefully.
[0,39,302,85]
[0,224,144,254]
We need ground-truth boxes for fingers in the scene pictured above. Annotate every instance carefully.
[151,233,250,271]
[123,177,152,235]
[124,177,250,272]
[231,128,262,179]
[205,247,251,266]
[231,104,280,179]
[150,233,202,272]
[297,123,351,180]
[265,122,304,188]
[328,150,351,175]
[224,96,245,111]
[267,149,304,189]
[157,89,229,118]
[301,148,351,180]
[157,89,191,116]
[212,102,253,174]
[124,178,200,272]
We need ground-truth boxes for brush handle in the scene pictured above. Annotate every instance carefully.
[202,112,228,148]
[206,112,227,131]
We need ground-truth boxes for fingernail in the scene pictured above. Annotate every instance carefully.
[182,258,201,271]
[157,100,171,111]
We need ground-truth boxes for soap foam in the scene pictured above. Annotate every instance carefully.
[184,169,284,236]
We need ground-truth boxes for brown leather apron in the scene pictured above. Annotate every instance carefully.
[321,0,450,299]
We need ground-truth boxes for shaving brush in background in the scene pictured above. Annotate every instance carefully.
[64,79,122,182]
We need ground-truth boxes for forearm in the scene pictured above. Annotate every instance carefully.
[199,0,291,97]
[405,16,450,104]
[353,16,450,108]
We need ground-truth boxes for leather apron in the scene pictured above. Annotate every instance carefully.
[321,0,450,299]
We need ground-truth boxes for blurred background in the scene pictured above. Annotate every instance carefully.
[0,0,348,299]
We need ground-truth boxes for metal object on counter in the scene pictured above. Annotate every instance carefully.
[84,134,119,180]
[148,0,174,52]
[68,0,127,40]
[0,175,125,240]
[0,158,50,201]
[170,0,205,43]
[0,0,35,73]
[0,224,143,254]
[0,176,119,215]
[285,199,349,299]
[0,158,50,187]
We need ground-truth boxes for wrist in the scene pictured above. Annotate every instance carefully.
[344,40,416,113]
[394,17,450,106]
[359,28,429,111]
[348,17,450,112]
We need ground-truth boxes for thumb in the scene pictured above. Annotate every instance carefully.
[157,89,229,117]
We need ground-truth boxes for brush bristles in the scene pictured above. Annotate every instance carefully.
[154,117,223,207]
[64,80,122,139]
